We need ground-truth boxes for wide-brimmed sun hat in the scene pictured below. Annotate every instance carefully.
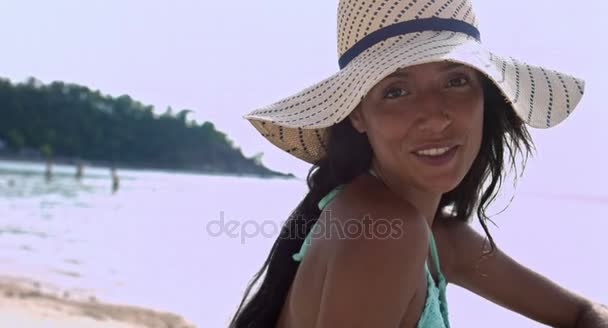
[243,0,585,164]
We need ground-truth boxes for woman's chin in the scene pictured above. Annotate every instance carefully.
[417,176,464,194]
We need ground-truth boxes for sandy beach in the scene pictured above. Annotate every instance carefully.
[0,276,195,328]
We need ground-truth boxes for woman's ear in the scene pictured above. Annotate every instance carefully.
[349,105,367,133]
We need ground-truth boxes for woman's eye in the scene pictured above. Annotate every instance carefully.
[384,87,409,99]
[447,76,470,88]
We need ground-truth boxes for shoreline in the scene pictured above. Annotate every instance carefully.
[0,275,195,328]
[0,153,297,179]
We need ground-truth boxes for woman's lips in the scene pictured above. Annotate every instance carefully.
[412,145,459,167]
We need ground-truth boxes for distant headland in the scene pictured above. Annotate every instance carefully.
[0,77,295,179]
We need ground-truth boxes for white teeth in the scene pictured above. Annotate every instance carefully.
[415,147,452,156]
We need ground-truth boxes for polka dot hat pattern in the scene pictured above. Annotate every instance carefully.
[243,0,585,164]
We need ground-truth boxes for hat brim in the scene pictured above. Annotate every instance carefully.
[244,30,585,164]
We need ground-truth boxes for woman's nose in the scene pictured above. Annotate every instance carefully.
[415,93,452,133]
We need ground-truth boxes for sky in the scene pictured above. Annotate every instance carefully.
[0,0,606,186]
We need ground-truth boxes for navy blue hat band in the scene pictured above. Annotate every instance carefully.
[338,17,481,69]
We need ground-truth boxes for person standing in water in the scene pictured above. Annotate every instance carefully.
[111,166,119,194]
[44,159,53,182]
[75,160,84,180]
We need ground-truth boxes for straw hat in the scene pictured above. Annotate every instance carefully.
[243,0,585,164]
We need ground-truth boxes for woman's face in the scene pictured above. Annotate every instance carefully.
[349,61,485,193]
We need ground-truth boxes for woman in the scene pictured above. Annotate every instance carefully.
[231,0,608,327]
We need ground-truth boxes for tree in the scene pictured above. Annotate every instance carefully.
[40,144,53,159]
[6,129,25,151]
[176,109,192,124]
[0,77,291,178]
[252,152,264,166]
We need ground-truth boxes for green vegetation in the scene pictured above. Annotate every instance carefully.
[0,77,293,178]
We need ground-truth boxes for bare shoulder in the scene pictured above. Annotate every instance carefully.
[329,174,430,266]
[314,174,430,327]
[326,174,430,258]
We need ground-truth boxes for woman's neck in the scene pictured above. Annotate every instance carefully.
[369,163,442,227]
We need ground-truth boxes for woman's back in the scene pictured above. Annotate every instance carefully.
[276,173,450,327]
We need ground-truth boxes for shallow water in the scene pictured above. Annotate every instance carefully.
[0,159,605,327]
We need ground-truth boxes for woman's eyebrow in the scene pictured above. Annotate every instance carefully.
[385,71,410,80]
[438,62,467,72]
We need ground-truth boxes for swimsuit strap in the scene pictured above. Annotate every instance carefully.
[318,168,377,210]
[317,186,344,210]
[426,225,443,282]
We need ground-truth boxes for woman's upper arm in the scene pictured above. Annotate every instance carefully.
[447,220,589,327]
[314,203,429,328]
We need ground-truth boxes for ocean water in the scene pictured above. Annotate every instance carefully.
[0,159,605,327]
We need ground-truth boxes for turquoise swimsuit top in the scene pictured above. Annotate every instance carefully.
[292,174,450,328]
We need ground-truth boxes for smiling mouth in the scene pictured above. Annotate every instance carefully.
[412,145,460,166]
[413,145,456,156]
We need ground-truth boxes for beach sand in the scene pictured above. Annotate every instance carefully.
[0,276,195,328]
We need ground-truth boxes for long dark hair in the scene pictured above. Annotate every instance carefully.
[229,75,535,327]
